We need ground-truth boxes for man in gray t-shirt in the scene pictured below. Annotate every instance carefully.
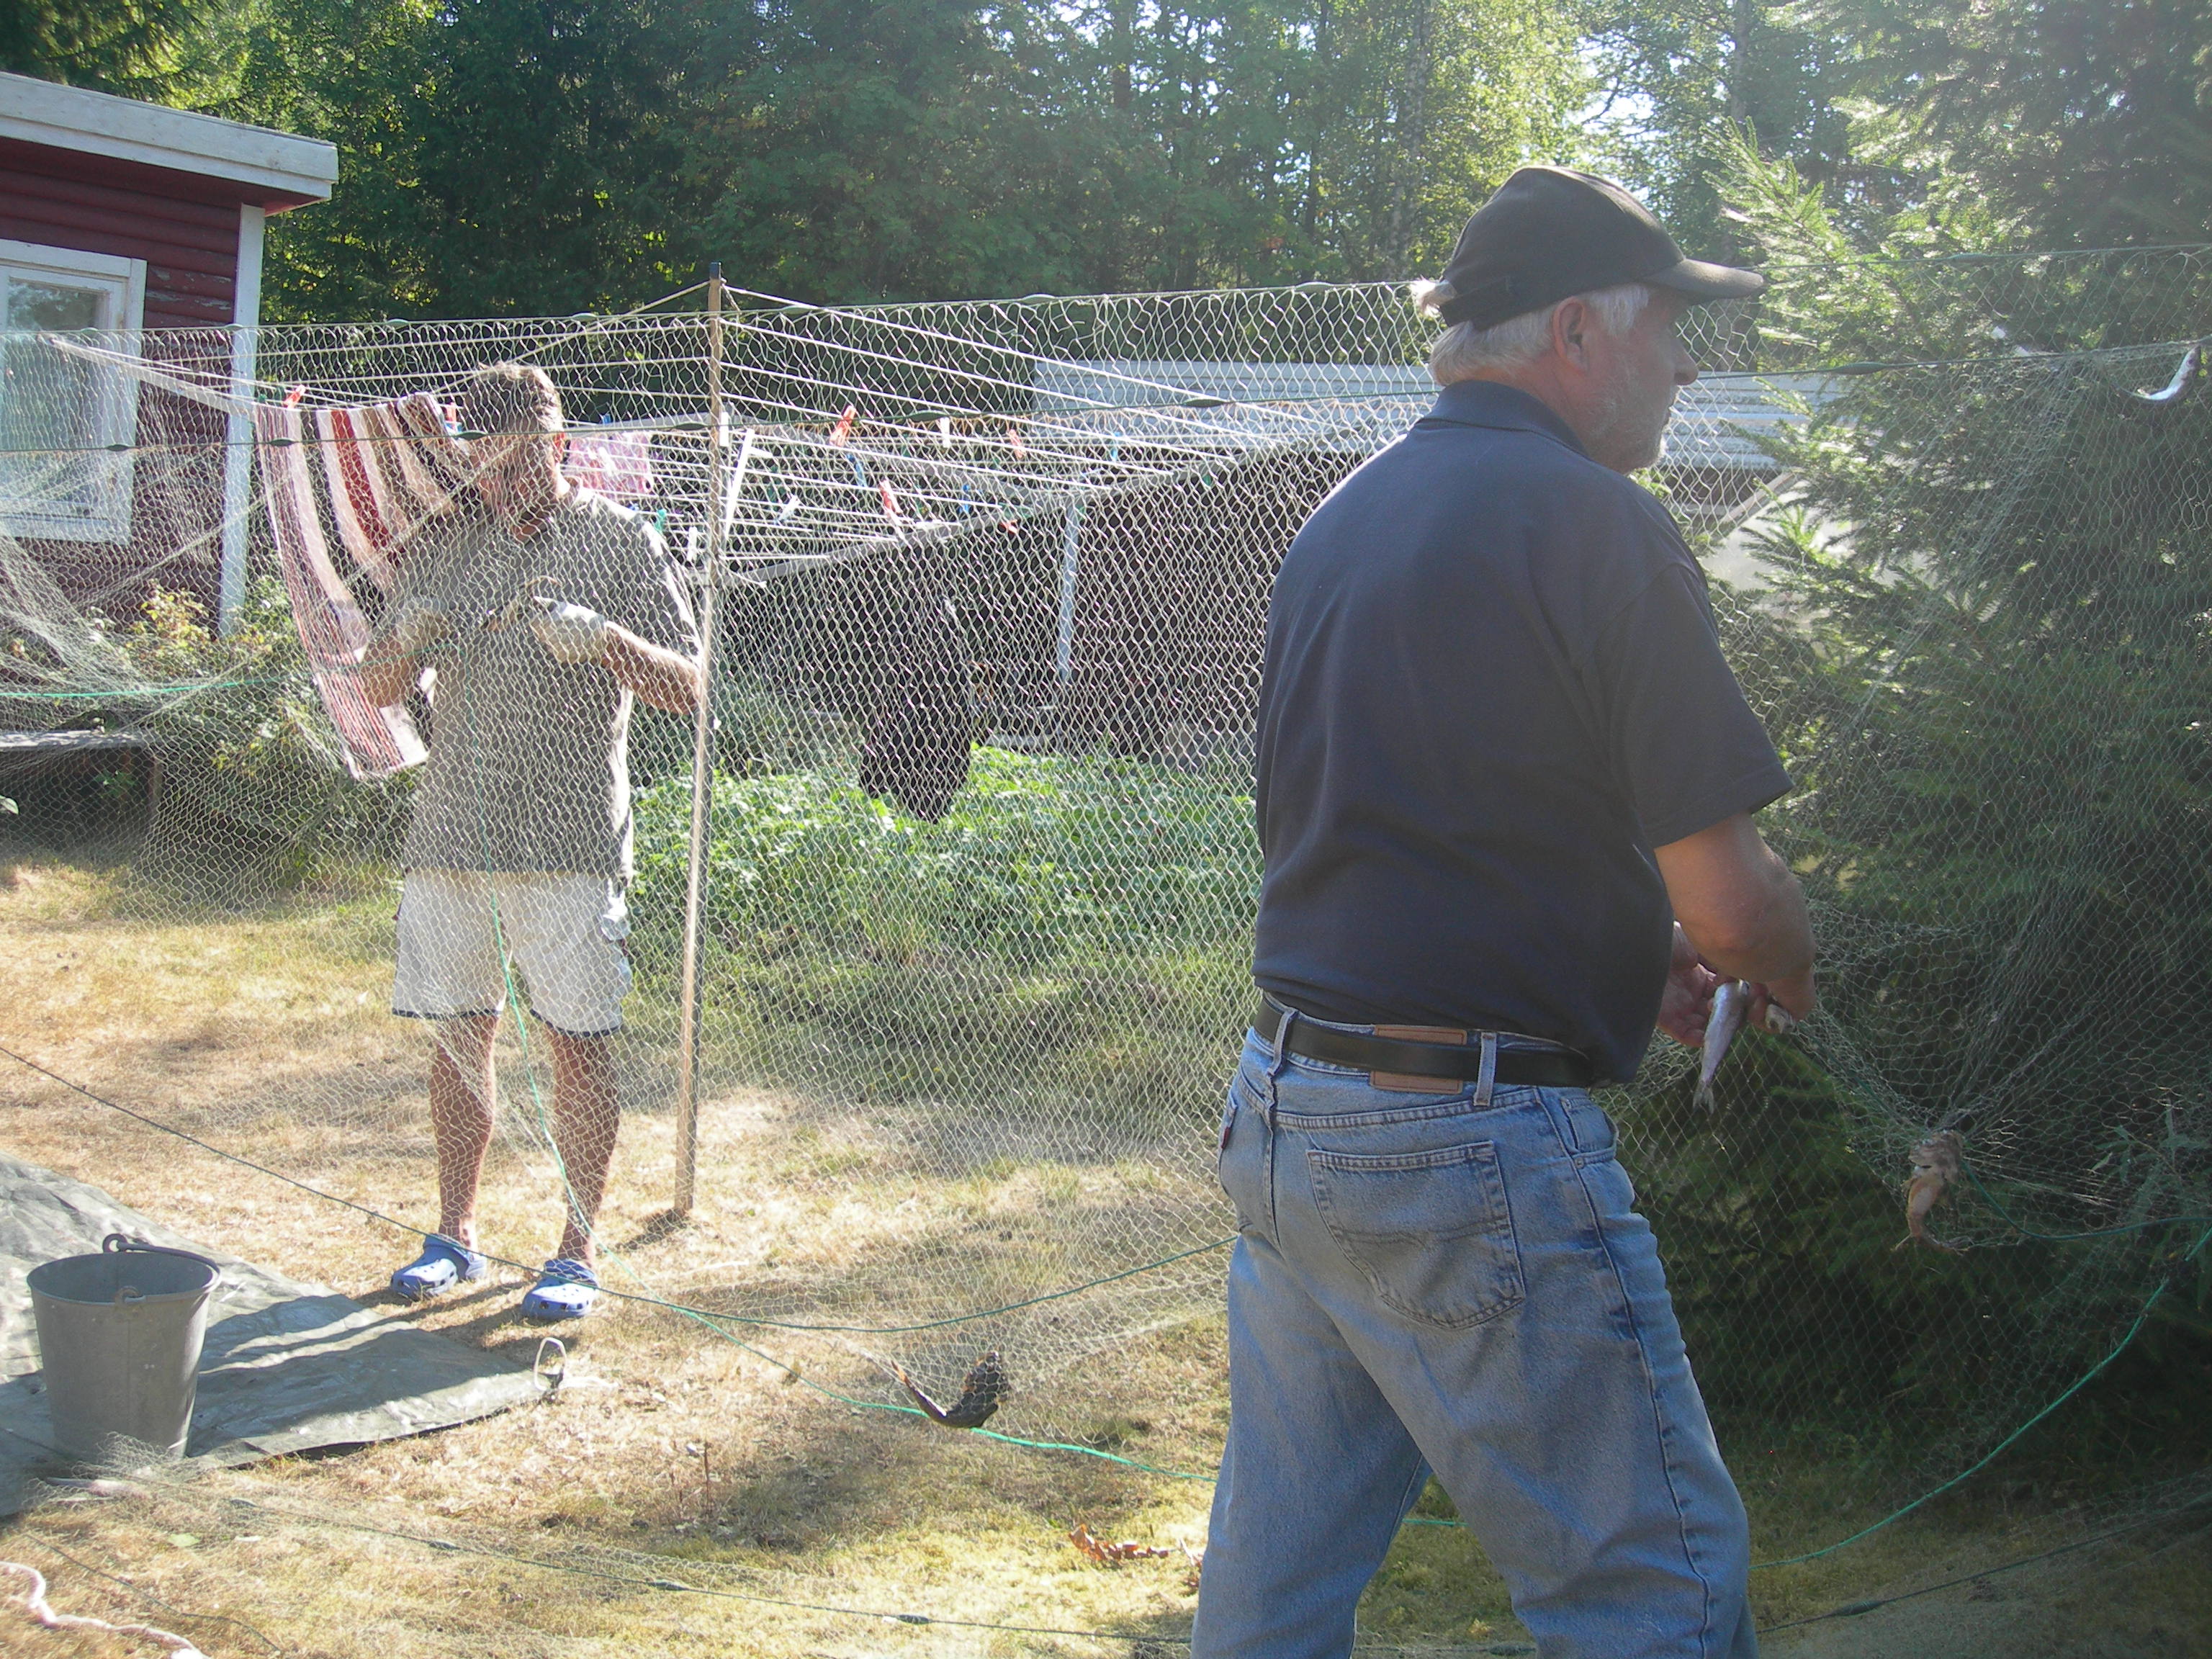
[399,487,694,879]
[361,363,701,1321]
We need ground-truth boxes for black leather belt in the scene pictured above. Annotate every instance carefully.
[1253,996,1596,1088]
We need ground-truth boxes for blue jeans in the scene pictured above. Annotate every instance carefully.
[1191,1015,1756,1659]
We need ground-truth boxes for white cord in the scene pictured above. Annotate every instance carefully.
[1,1561,210,1658]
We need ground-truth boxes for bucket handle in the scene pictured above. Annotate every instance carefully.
[100,1233,221,1293]
[105,1234,145,1305]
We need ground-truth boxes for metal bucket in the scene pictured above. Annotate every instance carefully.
[27,1233,219,1463]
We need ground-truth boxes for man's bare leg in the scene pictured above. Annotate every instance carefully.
[546,1027,619,1267]
[428,1013,498,1249]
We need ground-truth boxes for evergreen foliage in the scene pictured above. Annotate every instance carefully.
[1811,0,2212,248]
[228,0,725,320]
[1591,0,2212,262]
[14,0,2206,313]
[0,0,243,99]
[1689,141,2212,1414]
[1583,0,1851,262]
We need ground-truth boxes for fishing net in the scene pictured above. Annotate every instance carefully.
[0,249,2208,1651]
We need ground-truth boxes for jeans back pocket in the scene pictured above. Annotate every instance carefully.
[1305,1141,1525,1329]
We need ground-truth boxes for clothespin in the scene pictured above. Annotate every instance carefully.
[1008,423,1026,461]
[957,482,972,518]
[879,480,902,521]
[851,457,869,487]
[936,417,953,446]
[775,495,799,522]
[284,385,305,407]
[830,405,857,445]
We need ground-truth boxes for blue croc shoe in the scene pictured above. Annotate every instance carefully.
[521,1257,600,1322]
[390,1233,487,1303]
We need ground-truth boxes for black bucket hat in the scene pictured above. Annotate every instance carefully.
[1428,166,1763,331]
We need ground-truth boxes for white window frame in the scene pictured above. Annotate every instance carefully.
[0,236,147,544]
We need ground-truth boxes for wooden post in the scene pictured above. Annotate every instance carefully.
[673,265,750,1217]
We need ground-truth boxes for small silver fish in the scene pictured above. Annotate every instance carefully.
[1694,979,1751,1108]
[1694,979,1799,1107]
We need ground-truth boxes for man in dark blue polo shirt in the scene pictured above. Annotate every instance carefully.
[1194,168,1816,1659]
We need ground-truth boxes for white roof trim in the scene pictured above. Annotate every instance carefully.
[0,71,336,202]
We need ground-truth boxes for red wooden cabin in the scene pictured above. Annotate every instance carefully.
[0,71,334,631]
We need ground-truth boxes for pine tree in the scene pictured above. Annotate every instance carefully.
[0,0,252,103]
[1717,135,2212,1234]
[1584,0,1851,261]
[1812,0,2212,246]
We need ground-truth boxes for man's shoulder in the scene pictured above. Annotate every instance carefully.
[551,488,665,561]
[395,503,490,590]
[561,486,649,532]
[1615,473,1695,559]
[1375,413,1651,513]
[1332,421,1689,560]
[1492,436,1693,572]
[1485,427,1678,534]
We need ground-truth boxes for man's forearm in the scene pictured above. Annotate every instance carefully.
[1681,848,1813,988]
[1655,814,1817,1015]
[1681,863,1804,981]
[605,626,703,716]
[360,638,417,709]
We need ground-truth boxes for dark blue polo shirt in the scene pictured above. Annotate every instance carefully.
[1252,380,1792,1080]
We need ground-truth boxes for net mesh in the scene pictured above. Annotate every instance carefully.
[1,249,2208,1650]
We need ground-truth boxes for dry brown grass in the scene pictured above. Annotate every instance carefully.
[1,858,2205,1658]
[0,860,1532,1655]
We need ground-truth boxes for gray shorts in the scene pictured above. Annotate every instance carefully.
[393,870,631,1036]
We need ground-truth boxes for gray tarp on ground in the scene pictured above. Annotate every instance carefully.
[0,1151,539,1514]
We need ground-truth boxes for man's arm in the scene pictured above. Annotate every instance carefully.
[362,576,452,709]
[603,624,703,716]
[525,590,701,714]
[361,625,423,710]
[1653,811,1816,1020]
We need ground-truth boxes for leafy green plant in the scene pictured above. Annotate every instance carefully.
[630,747,1259,1130]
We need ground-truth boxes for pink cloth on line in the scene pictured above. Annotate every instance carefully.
[251,392,470,780]
[565,429,654,500]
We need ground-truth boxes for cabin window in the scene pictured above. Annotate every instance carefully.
[0,238,146,544]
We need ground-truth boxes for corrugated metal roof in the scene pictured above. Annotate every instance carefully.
[1033,359,1431,409]
[1667,374,1841,469]
[1032,361,1843,468]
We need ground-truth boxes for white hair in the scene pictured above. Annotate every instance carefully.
[1409,279,1653,385]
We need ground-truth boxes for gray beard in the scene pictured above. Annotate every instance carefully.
[1586,383,1671,472]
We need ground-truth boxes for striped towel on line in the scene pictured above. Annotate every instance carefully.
[250,393,473,780]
